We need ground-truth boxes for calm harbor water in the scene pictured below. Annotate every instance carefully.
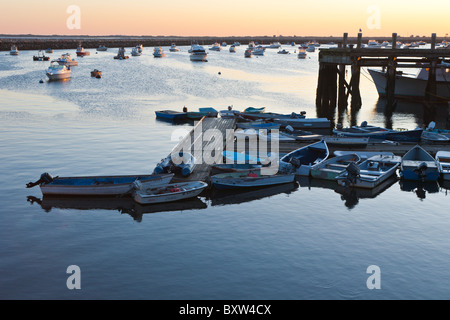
[1,44,449,300]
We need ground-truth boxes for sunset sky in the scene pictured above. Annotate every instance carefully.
[1,0,449,37]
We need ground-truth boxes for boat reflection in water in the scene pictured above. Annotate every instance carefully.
[209,182,299,206]
[399,180,440,200]
[26,195,207,222]
[296,175,398,209]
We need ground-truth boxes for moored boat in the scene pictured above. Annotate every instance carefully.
[133,181,208,205]
[76,45,90,57]
[244,49,252,58]
[211,171,295,190]
[436,151,450,180]
[169,43,179,52]
[297,48,307,59]
[56,53,78,66]
[91,69,102,78]
[190,44,208,62]
[236,121,281,130]
[33,50,50,61]
[155,110,187,121]
[243,107,265,113]
[46,61,72,81]
[10,45,19,55]
[336,154,402,189]
[153,47,166,57]
[274,117,331,130]
[400,145,440,181]
[310,154,361,181]
[26,172,174,196]
[185,107,219,120]
[211,163,262,175]
[114,47,129,60]
[153,152,196,177]
[97,45,108,51]
[279,140,329,176]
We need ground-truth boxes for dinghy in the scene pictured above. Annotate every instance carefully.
[133,181,208,204]
[211,163,262,174]
[211,171,295,190]
[236,121,281,130]
[279,140,329,176]
[400,145,440,181]
[154,152,196,177]
[436,151,450,180]
[243,107,265,113]
[186,107,218,120]
[336,154,402,189]
[26,172,174,196]
[155,110,187,121]
[274,117,331,129]
[310,154,361,180]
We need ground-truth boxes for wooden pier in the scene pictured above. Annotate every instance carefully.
[316,33,450,125]
[170,117,236,183]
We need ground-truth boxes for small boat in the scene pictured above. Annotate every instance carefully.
[252,46,265,56]
[114,47,129,60]
[190,44,208,62]
[322,136,369,148]
[155,110,187,121]
[333,123,423,142]
[222,151,276,165]
[239,111,306,121]
[45,48,53,53]
[153,47,166,57]
[265,42,281,49]
[334,151,395,162]
[46,61,72,81]
[243,107,265,114]
[279,140,329,176]
[209,42,222,51]
[185,107,218,120]
[244,49,252,58]
[277,49,290,54]
[221,42,227,47]
[169,43,179,52]
[336,154,402,189]
[229,45,236,53]
[90,69,102,78]
[154,152,196,177]
[400,145,440,181]
[133,181,208,205]
[421,130,450,142]
[436,151,450,180]
[33,50,50,61]
[305,45,315,52]
[131,47,142,56]
[10,45,19,55]
[26,172,174,196]
[236,121,281,130]
[211,163,262,174]
[219,109,240,118]
[56,53,78,66]
[274,117,331,129]
[211,171,295,190]
[97,45,108,51]
[76,45,90,57]
[297,48,307,59]
[310,154,361,181]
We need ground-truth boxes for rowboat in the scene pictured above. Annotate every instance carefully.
[25,172,174,196]
[239,112,305,121]
[336,154,402,189]
[334,151,395,162]
[155,110,187,121]
[211,163,262,174]
[421,131,450,142]
[219,110,240,118]
[310,154,361,180]
[435,151,450,180]
[333,125,423,142]
[154,152,196,177]
[322,136,369,148]
[279,140,329,176]
[133,181,208,204]
[186,107,218,120]
[236,121,281,130]
[243,107,265,113]
[222,151,278,165]
[211,171,295,190]
[400,145,440,181]
[274,117,331,129]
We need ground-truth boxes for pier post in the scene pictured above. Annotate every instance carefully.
[349,59,362,110]
[385,56,397,114]
[431,33,436,50]
[357,33,362,49]
[392,33,397,49]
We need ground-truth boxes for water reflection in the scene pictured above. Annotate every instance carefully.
[297,176,398,209]
[26,195,207,222]
[208,182,299,206]
[399,180,440,200]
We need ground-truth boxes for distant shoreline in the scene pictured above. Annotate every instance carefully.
[1,34,446,51]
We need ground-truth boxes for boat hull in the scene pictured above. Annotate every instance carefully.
[46,72,72,81]
[368,69,450,101]
[190,54,208,62]
[211,173,295,190]
[155,110,187,121]
[279,140,329,176]
[400,145,440,181]
[39,174,173,196]
[274,118,331,129]
[133,182,207,204]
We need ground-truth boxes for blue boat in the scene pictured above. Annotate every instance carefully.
[186,107,219,120]
[236,121,281,130]
[211,163,262,174]
[222,151,277,165]
[400,145,440,181]
[154,152,196,177]
[26,172,174,196]
[279,140,329,176]
[155,110,187,121]
[334,123,423,142]
[243,107,265,113]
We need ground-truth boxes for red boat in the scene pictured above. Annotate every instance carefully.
[76,45,90,57]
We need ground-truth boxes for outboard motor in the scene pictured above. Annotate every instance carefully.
[285,125,294,133]
[360,121,368,127]
[26,172,54,188]
[414,162,428,182]
[344,162,360,186]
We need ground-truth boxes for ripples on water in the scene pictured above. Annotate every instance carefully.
[0,45,449,300]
